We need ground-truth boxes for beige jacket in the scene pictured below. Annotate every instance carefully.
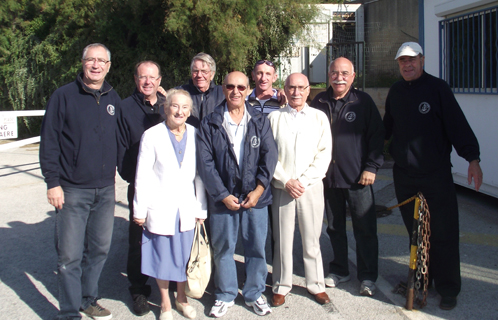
[268,104,332,190]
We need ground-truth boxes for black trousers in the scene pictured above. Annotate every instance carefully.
[324,184,378,282]
[393,165,461,298]
[127,184,151,297]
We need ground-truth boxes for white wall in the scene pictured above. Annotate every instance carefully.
[423,0,498,197]
[277,4,362,84]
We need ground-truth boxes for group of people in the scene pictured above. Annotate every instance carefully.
[39,41,482,320]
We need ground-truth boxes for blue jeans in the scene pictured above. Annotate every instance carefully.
[325,184,378,282]
[55,185,115,319]
[209,207,268,302]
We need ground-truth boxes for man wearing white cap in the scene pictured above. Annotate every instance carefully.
[383,42,483,310]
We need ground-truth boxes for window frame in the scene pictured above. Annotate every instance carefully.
[439,5,498,94]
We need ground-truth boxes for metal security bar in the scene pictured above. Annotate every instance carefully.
[326,41,365,91]
[439,5,498,94]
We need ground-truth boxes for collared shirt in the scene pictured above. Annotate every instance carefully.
[287,104,307,123]
[81,81,103,100]
[247,88,280,115]
[223,104,248,168]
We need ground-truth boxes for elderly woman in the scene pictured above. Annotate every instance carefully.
[133,88,207,320]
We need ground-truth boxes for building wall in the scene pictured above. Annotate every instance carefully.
[362,0,419,87]
[423,0,498,197]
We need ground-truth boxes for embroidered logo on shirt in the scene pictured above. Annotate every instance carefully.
[419,102,431,114]
[250,136,260,148]
[107,104,115,116]
[345,111,356,122]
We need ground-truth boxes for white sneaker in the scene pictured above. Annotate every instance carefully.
[245,296,272,316]
[209,300,234,318]
[324,273,351,288]
[360,280,376,296]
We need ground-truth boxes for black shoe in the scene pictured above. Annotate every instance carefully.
[132,294,150,316]
[439,296,457,310]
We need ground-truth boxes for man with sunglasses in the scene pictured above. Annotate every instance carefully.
[248,60,285,115]
[268,73,332,307]
[197,71,277,318]
[311,57,385,297]
[40,43,119,320]
[117,61,166,316]
[178,52,225,127]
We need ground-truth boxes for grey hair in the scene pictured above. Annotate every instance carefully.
[328,57,355,73]
[190,52,216,74]
[163,88,193,113]
[82,43,111,61]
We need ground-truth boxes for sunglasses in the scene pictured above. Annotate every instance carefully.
[254,60,276,70]
[225,84,247,91]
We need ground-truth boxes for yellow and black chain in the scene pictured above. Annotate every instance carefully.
[414,193,430,308]
[388,192,431,309]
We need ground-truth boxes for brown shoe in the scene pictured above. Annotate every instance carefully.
[313,292,330,305]
[272,293,286,307]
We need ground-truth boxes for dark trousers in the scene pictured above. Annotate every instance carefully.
[324,184,378,282]
[267,205,274,261]
[127,184,151,297]
[393,164,461,298]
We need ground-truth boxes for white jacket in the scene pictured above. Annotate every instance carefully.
[133,122,207,236]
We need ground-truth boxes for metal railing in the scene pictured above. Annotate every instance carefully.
[326,41,366,91]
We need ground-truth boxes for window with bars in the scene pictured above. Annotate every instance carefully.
[439,5,498,94]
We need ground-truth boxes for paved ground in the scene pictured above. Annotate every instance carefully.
[1,143,497,320]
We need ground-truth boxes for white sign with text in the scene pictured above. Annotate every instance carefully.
[0,114,18,139]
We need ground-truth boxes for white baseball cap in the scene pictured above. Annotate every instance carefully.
[394,42,423,60]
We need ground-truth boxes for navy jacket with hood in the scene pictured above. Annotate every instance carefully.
[196,102,278,214]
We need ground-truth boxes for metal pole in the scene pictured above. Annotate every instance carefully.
[406,197,421,310]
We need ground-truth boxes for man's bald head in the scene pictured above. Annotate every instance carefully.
[223,71,250,109]
[284,73,310,111]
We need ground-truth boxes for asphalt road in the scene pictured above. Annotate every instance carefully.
[1,143,497,320]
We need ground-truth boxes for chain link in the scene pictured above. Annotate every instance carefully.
[414,192,431,308]
[390,192,431,309]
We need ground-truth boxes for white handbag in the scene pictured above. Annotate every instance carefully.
[185,221,212,298]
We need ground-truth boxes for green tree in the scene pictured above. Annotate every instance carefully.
[0,0,102,135]
[0,0,319,137]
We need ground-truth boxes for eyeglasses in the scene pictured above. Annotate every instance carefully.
[192,69,212,76]
[137,76,160,82]
[330,71,352,78]
[83,57,109,66]
[225,84,247,91]
[254,60,276,70]
[286,85,309,92]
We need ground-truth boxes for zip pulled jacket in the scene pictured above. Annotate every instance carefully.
[384,71,480,175]
[247,88,281,115]
[117,89,165,184]
[311,86,385,188]
[39,73,121,189]
[196,102,278,214]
